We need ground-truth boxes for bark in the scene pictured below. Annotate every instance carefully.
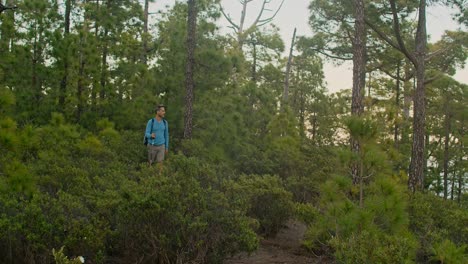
[77,11,90,122]
[457,121,464,203]
[183,0,197,139]
[351,0,366,185]
[283,28,296,104]
[142,0,149,64]
[450,165,455,200]
[32,23,42,103]
[100,27,109,101]
[443,97,451,199]
[424,129,429,188]
[91,0,100,109]
[408,0,427,193]
[237,1,248,48]
[77,46,85,122]
[251,42,257,81]
[59,0,72,110]
[299,89,305,139]
[351,0,366,116]
[311,111,317,143]
[394,61,401,149]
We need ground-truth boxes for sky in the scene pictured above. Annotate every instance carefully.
[150,0,467,93]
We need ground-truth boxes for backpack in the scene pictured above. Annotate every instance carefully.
[143,118,154,146]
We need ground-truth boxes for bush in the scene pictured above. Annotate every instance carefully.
[332,230,416,264]
[52,247,84,264]
[114,154,258,264]
[300,176,418,262]
[409,193,468,262]
[431,239,467,264]
[227,174,294,237]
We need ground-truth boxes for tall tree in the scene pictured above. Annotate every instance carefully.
[365,0,427,192]
[141,0,156,64]
[245,26,284,82]
[184,0,197,139]
[350,0,367,184]
[283,27,296,104]
[289,50,326,143]
[58,0,72,111]
[220,0,285,50]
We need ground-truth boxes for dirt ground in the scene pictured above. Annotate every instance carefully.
[224,220,332,264]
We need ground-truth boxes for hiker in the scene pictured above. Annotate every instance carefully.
[145,105,169,166]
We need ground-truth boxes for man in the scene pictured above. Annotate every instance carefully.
[145,105,169,166]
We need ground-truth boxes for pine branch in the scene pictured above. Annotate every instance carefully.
[0,3,17,14]
[219,4,240,31]
[389,0,417,66]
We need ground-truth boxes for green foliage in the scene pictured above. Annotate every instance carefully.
[52,247,84,264]
[301,175,418,262]
[0,0,466,263]
[344,116,378,143]
[331,230,416,264]
[227,174,294,237]
[409,193,468,262]
[115,154,258,263]
[431,239,468,264]
[0,87,15,112]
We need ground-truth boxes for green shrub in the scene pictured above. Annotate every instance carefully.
[431,239,468,264]
[300,176,417,262]
[332,230,416,264]
[52,247,84,264]
[114,154,258,264]
[409,193,468,261]
[227,174,294,237]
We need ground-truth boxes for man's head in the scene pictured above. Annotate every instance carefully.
[155,105,166,118]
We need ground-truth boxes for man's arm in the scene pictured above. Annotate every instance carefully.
[145,120,152,139]
[164,121,169,151]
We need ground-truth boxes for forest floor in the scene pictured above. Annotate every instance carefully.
[224,220,333,264]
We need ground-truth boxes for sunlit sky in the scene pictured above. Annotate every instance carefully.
[150,0,467,93]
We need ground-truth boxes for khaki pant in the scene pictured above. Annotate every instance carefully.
[148,145,165,164]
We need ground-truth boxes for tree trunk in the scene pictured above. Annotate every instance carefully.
[237,1,248,49]
[401,74,412,146]
[91,0,100,110]
[76,9,90,122]
[408,0,427,193]
[32,27,41,103]
[366,70,373,112]
[394,61,401,149]
[299,89,305,139]
[0,0,15,52]
[443,97,450,199]
[403,74,412,120]
[251,42,257,81]
[450,166,455,200]
[100,27,109,102]
[59,0,72,111]
[183,0,197,139]
[283,27,296,104]
[311,111,317,143]
[457,122,464,203]
[77,46,85,122]
[142,0,149,64]
[351,0,366,184]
